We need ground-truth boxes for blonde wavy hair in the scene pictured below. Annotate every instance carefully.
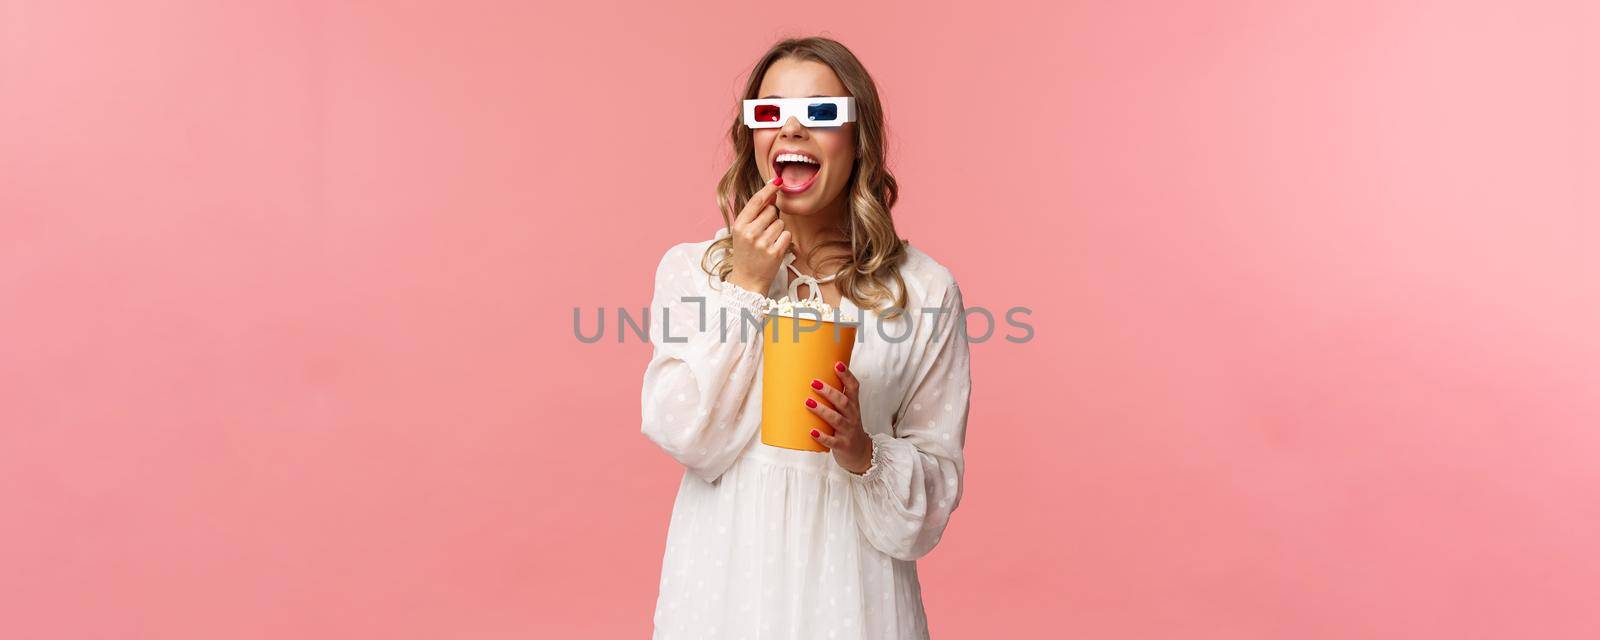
[701,36,909,319]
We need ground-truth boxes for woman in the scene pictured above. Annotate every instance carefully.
[640,36,972,639]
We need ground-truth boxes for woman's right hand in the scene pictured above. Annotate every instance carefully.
[727,176,791,295]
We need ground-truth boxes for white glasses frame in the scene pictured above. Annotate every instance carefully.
[741,97,857,129]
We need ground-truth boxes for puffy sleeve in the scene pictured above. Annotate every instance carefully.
[848,273,972,561]
[639,242,771,484]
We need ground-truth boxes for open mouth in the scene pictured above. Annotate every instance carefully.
[773,151,821,194]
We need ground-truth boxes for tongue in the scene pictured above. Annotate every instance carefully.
[779,162,818,186]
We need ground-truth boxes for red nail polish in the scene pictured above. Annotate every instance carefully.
[773,175,783,187]
[811,429,820,437]
[805,398,817,408]
[835,362,846,372]
[811,379,824,390]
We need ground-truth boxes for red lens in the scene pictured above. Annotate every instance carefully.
[754,104,780,123]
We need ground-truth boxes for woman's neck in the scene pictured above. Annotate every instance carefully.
[780,199,851,272]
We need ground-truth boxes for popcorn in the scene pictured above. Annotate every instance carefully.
[763,295,856,324]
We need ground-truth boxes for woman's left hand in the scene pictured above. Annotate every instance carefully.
[805,361,874,474]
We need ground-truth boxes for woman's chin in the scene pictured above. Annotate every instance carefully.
[777,197,814,214]
[778,187,834,214]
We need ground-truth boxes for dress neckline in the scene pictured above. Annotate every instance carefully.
[711,226,860,318]
[779,251,849,307]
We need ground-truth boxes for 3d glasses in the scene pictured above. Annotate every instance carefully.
[742,97,856,129]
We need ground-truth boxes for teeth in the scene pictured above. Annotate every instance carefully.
[775,153,819,165]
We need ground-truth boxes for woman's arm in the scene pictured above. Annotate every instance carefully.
[639,242,770,484]
[847,275,972,561]
[642,179,788,483]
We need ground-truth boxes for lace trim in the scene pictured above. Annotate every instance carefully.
[714,278,771,313]
[849,432,889,481]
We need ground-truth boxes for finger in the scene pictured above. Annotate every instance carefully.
[732,178,777,225]
[809,378,853,416]
[833,361,860,396]
[804,397,845,429]
[744,205,778,244]
[757,217,786,249]
[810,427,840,449]
[754,176,782,213]
[736,204,777,244]
[772,230,793,252]
[752,203,778,230]
[735,178,782,225]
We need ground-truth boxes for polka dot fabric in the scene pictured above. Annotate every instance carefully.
[641,227,972,639]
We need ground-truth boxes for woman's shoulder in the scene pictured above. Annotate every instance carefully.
[896,241,960,304]
[655,228,724,269]
[651,228,729,289]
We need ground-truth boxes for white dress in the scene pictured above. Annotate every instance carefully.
[640,227,972,639]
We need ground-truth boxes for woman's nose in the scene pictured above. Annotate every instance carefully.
[778,116,809,137]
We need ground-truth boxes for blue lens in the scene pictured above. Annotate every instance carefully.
[807,103,838,121]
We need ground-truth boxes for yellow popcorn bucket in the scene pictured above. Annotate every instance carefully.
[761,313,858,452]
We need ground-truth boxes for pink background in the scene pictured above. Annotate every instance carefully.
[3,1,1597,637]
